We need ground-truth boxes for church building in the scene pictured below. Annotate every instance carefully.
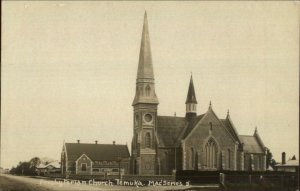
[130,12,267,175]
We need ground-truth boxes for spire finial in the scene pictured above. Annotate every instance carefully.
[227,109,230,118]
[254,126,258,134]
[209,100,212,107]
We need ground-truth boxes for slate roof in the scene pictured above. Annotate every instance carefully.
[65,143,130,162]
[181,114,205,139]
[220,118,241,144]
[239,135,264,154]
[157,116,187,147]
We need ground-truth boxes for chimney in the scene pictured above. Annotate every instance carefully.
[77,140,80,144]
[113,141,115,145]
[95,140,98,144]
[282,152,286,164]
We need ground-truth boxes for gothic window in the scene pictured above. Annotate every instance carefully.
[228,149,231,169]
[205,138,218,169]
[145,85,151,96]
[139,87,143,96]
[191,148,195,168]
[145,133,151,148]
[135,133,138,147]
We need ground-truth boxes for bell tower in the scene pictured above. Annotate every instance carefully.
[131,12,158,175]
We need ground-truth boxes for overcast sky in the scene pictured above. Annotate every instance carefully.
[1,1,299,169]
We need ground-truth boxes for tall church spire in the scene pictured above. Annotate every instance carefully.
[132,12,158,106]
[185,74,197,120]
[137,11,154,80]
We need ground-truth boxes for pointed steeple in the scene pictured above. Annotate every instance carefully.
[137,11,154,80]
[185,75,197,104]
[185,74,197,120]
[132,12,158,106]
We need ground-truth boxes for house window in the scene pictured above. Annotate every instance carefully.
[81,163,87,171]
[93,168,100,172]
[112,168,119,172]
[205,138,218,169]
[145,85,150,96]
[145,133,151,148]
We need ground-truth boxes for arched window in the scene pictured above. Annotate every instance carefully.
[145,85,151,96]
[135,133,138,147]
[145,133,151,148]
[205,138,218,169]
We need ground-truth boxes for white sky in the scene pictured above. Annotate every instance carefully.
[1,1,299,169]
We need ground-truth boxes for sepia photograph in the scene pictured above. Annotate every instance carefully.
[1,1,299,190]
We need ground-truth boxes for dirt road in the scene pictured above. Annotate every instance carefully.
[0,174,219,191]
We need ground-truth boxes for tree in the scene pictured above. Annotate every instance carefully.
[266,148,277,169]
[29,157,41,169]
[9,157,41,176]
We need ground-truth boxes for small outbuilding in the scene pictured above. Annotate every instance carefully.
[275,152,299,173]
[61,140,130,176]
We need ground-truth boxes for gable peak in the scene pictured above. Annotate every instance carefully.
[226,109,230,118]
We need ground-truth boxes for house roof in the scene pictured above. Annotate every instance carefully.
[157,116,187,147]
[239,135,264,154]
[276,159,299,167]
[65,143,130,162]
[37,160,60,169]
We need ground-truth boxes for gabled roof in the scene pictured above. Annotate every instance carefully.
[65,143,130,162]
[181,114,205,139]
[239,135,264,154]
[157,116,187,147]
[37,160,60,169]
[220,118,241,144]
[185,75,197,104]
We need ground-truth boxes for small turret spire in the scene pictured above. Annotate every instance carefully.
[185,74,197,104]
[185,74,197,120]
